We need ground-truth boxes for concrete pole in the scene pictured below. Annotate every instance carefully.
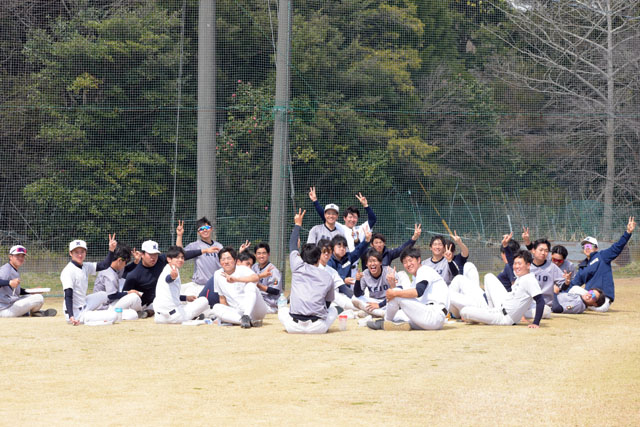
[269,0,292,280]
[197,0,217,237]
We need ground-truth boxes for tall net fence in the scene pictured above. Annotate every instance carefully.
[1,0,639,278]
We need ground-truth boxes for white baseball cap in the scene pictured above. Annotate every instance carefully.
[141,240,161,254]
[581,236,598,247]
[324,203,339,214]
[69,240,88,252]
[9,245,27,255]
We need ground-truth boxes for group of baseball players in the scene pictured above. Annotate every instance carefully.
[1,187,635,334]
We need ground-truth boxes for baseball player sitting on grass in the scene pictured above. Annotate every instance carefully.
[62,236,119,326]
[175,217,223,296]
[153,246,209,324]
[252,243,282,314]
[352,250,399,318]
[562,216,635,313]
[368,247,450,331]
[368,223,422,268]
[0,245,56,318]
[550,245,577,277]
[92,244,143,320]
[123,239,218,317]
[551,284,605,314]
[460,248,545,328]
[327,233,370,310]
[315,239,360,318]
[279,209,337,334]
[421,234,467,285]
[210,247,268,328]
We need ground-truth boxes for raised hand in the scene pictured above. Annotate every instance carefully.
[412,224,422,241]
[239,240,251,253]
[444,244,454,262]
[627,216,636,234]
[308,187,317,202]
[355,192,368,208]
[132,248,142,264]
[562,270,572,286]
[450,230,462,246]
[365,230,372,242]
[501,232,513,248]
[108,234,117,252]
[169,264,179,280]
[355,271,364,281]
[176,220,184,236]
[294,208,306,226]
[522,226,530,245]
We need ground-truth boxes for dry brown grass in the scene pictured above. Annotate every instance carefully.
[3,279,640,426]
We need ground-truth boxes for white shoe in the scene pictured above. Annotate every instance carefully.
[357,315,373,327]
[356,310,368,318]
[370,308,386,318]
[383,320,411,331]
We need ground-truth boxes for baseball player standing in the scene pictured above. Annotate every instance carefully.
[0,245,56,317]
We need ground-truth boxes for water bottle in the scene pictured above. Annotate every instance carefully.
[115,307,123,323]
[277,293,287,307]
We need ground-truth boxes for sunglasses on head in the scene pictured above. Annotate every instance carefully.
[582,243,594,250]
[588,290,597,300]
[198,225,212,232]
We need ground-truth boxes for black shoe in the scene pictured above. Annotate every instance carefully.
[137,310,151,319]
[240,315,252,328]
[367,319,384,330]
[197,313,205,320]
[42,308,57,317]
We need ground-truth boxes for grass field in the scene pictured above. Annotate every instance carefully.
[3,278,639,426]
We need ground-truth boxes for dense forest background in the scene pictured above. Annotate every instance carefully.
[1,0,639,267]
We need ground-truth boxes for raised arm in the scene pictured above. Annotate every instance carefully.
[290,209,306,253]
[355,193,376,229]
[601,216,635,262]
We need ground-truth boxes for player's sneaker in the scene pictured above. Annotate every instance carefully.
[250,319,263,327]
[30,311,44,317]
[137,310,150,319]
[240,314,252,328]
[358,315,372,327]
[356,310,368,318]
[366,318,384,330]
[42,308,57,317]
[383,320,411,331]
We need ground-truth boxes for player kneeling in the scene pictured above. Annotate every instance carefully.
[153,246,209,324]
[279,209,337,334]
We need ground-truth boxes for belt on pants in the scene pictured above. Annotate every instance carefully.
[290,314,319,323]
[427,302,448,316]
[502,307,516,325]
[158,309,176,316]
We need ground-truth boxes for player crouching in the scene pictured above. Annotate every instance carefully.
[153,246,209,324]
[278,209,337,334]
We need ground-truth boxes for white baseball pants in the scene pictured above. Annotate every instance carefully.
[384,297,446,330]
[448,274,487,318]
[154,297,209,324]
[0,294,44,318]
[211,284,267,325]
[278,306,338,334]
[459,273,514,325]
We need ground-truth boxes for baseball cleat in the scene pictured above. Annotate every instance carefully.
[240,314,252,328]
[383,320,411,331]
[250,319,263,327]
[42,308,57,317]
[30,311,44,317]
[366,319,384,330]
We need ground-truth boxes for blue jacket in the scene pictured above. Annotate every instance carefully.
[572,231,631,302]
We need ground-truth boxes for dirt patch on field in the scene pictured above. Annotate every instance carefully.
[3,279,640,426]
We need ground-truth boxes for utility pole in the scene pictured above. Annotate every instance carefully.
[269,0,292,278]
[197,0,217,236]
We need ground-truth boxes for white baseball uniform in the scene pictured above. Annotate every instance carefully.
[211,265,267,325]
[61,261,117,324]
[153,264,209,324]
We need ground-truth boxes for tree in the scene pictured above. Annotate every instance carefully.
[488,0,640,237]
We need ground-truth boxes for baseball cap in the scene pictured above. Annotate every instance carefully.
[141,240,161,254]
[324,203,339,214]
[69,240,88,252]
[581,236,598,247]
[9,245,27,255]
